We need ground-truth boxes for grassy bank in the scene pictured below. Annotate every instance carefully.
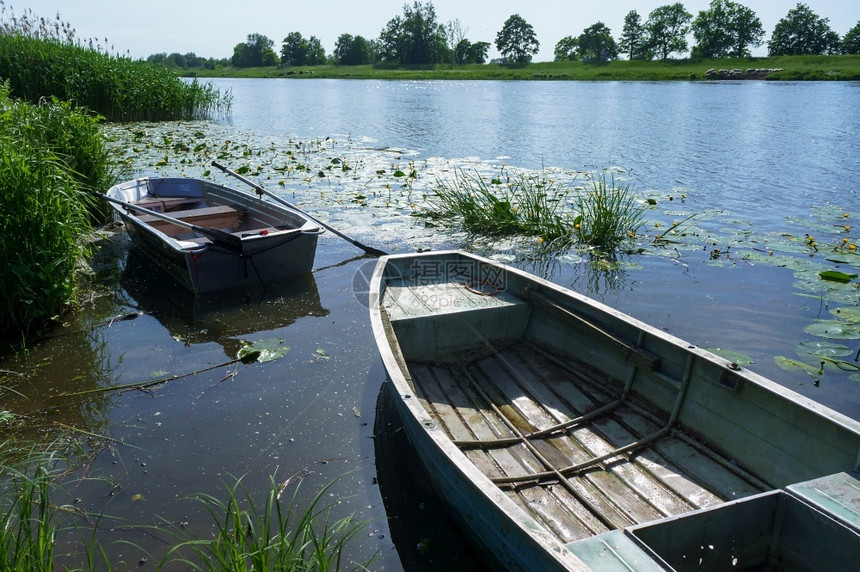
[0,83,114,337]
[184,54,860,81]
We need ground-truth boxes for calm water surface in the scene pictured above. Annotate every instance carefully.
[2,79,858,570]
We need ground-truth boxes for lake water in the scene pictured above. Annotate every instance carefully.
[1,78,858,570]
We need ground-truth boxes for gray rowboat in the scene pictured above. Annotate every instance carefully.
[106,177,324,293]
[369,250,860,571]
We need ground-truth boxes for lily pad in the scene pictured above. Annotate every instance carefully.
[774,356,821,376]
[819,270,858,283]
[706,348,754,366]
[830,306,860,323]
[803,321,860,340]
[797,341,854,358]
[237,338,290,364]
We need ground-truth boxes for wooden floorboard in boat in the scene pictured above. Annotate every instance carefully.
[407,342,766,543]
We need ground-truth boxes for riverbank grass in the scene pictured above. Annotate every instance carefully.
[184,55,860,82]
[0,83,114,336]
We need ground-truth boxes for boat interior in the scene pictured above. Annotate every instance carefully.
[378,255,860,571]
[114,178,304,243]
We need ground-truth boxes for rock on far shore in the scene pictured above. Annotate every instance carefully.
[705,68,783,80]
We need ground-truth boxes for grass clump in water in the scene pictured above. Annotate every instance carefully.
[427,169,644,251]
[573,173,645,250]
[0,450,68,571]
[428,169,575,243]
[153,474,375,571]
[0,452,374,571]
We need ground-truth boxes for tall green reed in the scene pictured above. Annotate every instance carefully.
[428,169,576,243]
[156,474,374,571]
[426,169,644,251]
[573,173,644,250]
[0,5,230,121]
[0,82,112,335]
[0,450,61,571]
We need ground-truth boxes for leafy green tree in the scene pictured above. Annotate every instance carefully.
[844,22,860,54]
[334,34,374,65]
[280,32,326,66]
[578,22,617,62]
[495,14,540,63]
[454,39,490,64]
[619,10,650,60]
[645,3,693,60]
[376,1,449,65]
[692,0,764,59]
[768,3,841,55]
[231,33,277,67]
[554,36,579,61]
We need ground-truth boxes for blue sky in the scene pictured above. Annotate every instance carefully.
[10,1,859,61]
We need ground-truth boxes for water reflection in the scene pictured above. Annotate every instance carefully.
[374,381,491,571]
[121,249,329,358]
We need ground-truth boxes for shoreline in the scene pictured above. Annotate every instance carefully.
[179,54,860,81]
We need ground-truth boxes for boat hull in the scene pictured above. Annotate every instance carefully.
[369,250,860,571]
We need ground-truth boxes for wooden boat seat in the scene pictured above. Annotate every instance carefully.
[132,196,202,212]
[136,205,242,237]
[382,278,531,362]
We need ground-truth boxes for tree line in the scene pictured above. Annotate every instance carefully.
[148,1,860,70]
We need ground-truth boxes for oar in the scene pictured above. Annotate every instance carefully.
[96,192,243,252]
[211,160,387,257]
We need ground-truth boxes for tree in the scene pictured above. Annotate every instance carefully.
[578,22,617,63]
[231,33,277,67]
[692,0,764,59]
[619,10,649,60]
[554,36,579,61]
[281,32,326,66]
[645,3,692,60]
[454,39,490,64]
[768,3,841,55]
[844,22,860,55]
[495,14,540,64]
[445,18,468,63]
[334,34,374,65]
[376,1,449,65]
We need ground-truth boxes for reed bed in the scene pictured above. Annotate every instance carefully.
[0,82,112,335]
[428,169,575,243]
[427,169,644,250]
[0,7,230,121]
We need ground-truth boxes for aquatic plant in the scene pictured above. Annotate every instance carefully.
[0,450,61,571]
[0,5,230,121]
[427,169,576,243]
[156,474,375,571]
[572,173,645,250]
[0,450,373,571]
